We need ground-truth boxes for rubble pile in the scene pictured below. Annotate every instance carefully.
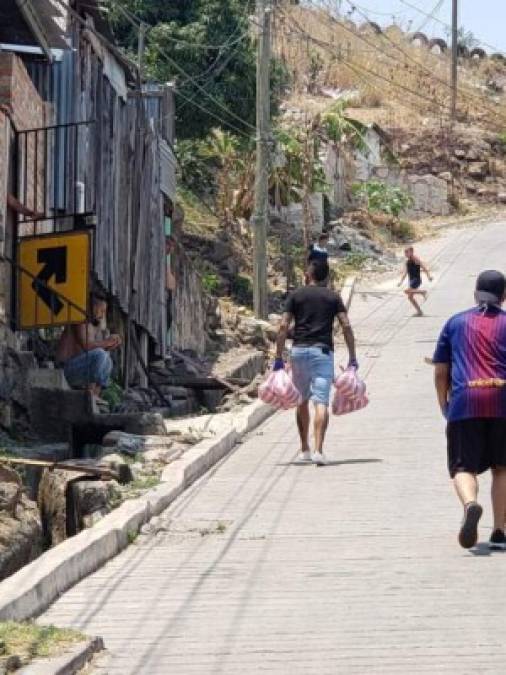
[0,465,43,581]
[394,124,506,206]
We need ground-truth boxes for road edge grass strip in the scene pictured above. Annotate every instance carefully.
[0,620,87,672]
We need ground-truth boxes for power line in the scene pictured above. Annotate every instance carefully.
[342,0,506,126]
[399,0,506,57]
[347,2,404,20]
[301,0,506,127]
[279,6,451,117]
[101,0,257,133]
[414,0,444,34]
[174,86,252,139]
[103,0,251,51]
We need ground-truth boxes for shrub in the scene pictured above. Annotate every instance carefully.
[202,273,221,296]
[231,274,253,306]
[352,181,414,218]
[497,131,506,150]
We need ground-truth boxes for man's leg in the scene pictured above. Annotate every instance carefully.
[290,348,312,461]
[310,349,333,461]
[405,289,423,315]
[448,420,484,549]
[491,467,506,532]
[296,401,310,453]
[87,348,113,396]
[453,472,483,548]
[313,403,329,454]
[453,471,479,506]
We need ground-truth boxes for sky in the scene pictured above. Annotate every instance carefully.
[328,1,506,53]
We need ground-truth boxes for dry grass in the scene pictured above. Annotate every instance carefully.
[0,621,84,663]
[274,3,506,131]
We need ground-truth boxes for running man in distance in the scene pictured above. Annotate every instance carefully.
[398,246,433,316]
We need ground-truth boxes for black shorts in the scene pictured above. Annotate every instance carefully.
[447,418,506,478]
[409,278,422,290]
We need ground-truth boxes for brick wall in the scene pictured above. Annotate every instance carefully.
[0,109,7,254]
[0,53,46,131]
[0,53,47,223]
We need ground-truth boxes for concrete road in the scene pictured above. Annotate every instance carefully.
[42,220,506,673]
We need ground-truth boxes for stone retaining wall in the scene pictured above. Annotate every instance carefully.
[372,166,450,218]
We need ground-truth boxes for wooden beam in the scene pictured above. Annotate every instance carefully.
[0,457,118,480]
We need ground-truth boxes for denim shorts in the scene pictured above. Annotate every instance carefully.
[290,346,334,406]
[63,348,113,389]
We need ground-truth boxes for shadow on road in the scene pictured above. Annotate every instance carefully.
[278,458,383,467]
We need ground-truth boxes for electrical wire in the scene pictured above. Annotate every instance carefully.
[103,0,251,51]
[399,0,506,57]
[59,0,257,136]
[278,6,452,118]
[341,0,506,126]
[294,0,506,128]
[347,2,404,19]
[100,0,257,132]
[173,83,252,139]
[413,0,444,34]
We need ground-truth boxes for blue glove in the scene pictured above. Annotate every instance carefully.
[348,358,359,370]
[273,358,285,371]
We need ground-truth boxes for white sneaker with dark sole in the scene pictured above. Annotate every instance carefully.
[311,453,328,466]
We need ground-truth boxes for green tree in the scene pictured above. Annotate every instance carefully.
[110,0,284,140]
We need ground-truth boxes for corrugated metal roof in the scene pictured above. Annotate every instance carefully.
[0,0,67,52]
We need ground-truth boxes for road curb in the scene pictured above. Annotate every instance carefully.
[18,636,104,675]
[0,400,274,621]
[341,275,356,311]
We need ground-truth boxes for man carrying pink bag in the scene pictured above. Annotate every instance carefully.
[269,259,358,465]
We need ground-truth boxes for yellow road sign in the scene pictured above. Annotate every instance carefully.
[18,231,90,329]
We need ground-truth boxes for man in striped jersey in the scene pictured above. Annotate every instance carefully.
[433,270,506,551]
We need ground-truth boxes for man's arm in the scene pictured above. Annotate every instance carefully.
[275,312,292,361]
[416,257,433,281]
[337,311,357,365]
[434,362,450,416]
[74,324,121,352]
[7,194,43,218]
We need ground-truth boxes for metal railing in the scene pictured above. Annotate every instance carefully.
[15,120,95,236]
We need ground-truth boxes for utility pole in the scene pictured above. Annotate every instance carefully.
[252,0,271,320]
[138,22,146,82]
[451,0,458,120]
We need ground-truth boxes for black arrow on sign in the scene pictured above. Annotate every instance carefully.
[31,246,67,315]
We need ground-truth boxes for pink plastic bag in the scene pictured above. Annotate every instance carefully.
[332,367,369,416]
[258,369,302,410]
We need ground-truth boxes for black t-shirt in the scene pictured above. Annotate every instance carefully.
[307,245,329,263]
[285,285,346,350]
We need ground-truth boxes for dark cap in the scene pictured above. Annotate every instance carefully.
[475,270,506,305]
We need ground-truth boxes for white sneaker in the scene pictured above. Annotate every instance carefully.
[295,451,312,464]
[312,452,328,466]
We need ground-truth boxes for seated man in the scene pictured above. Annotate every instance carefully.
[56,294,121,396]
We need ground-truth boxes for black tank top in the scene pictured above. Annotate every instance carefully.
[407,259,421,282]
